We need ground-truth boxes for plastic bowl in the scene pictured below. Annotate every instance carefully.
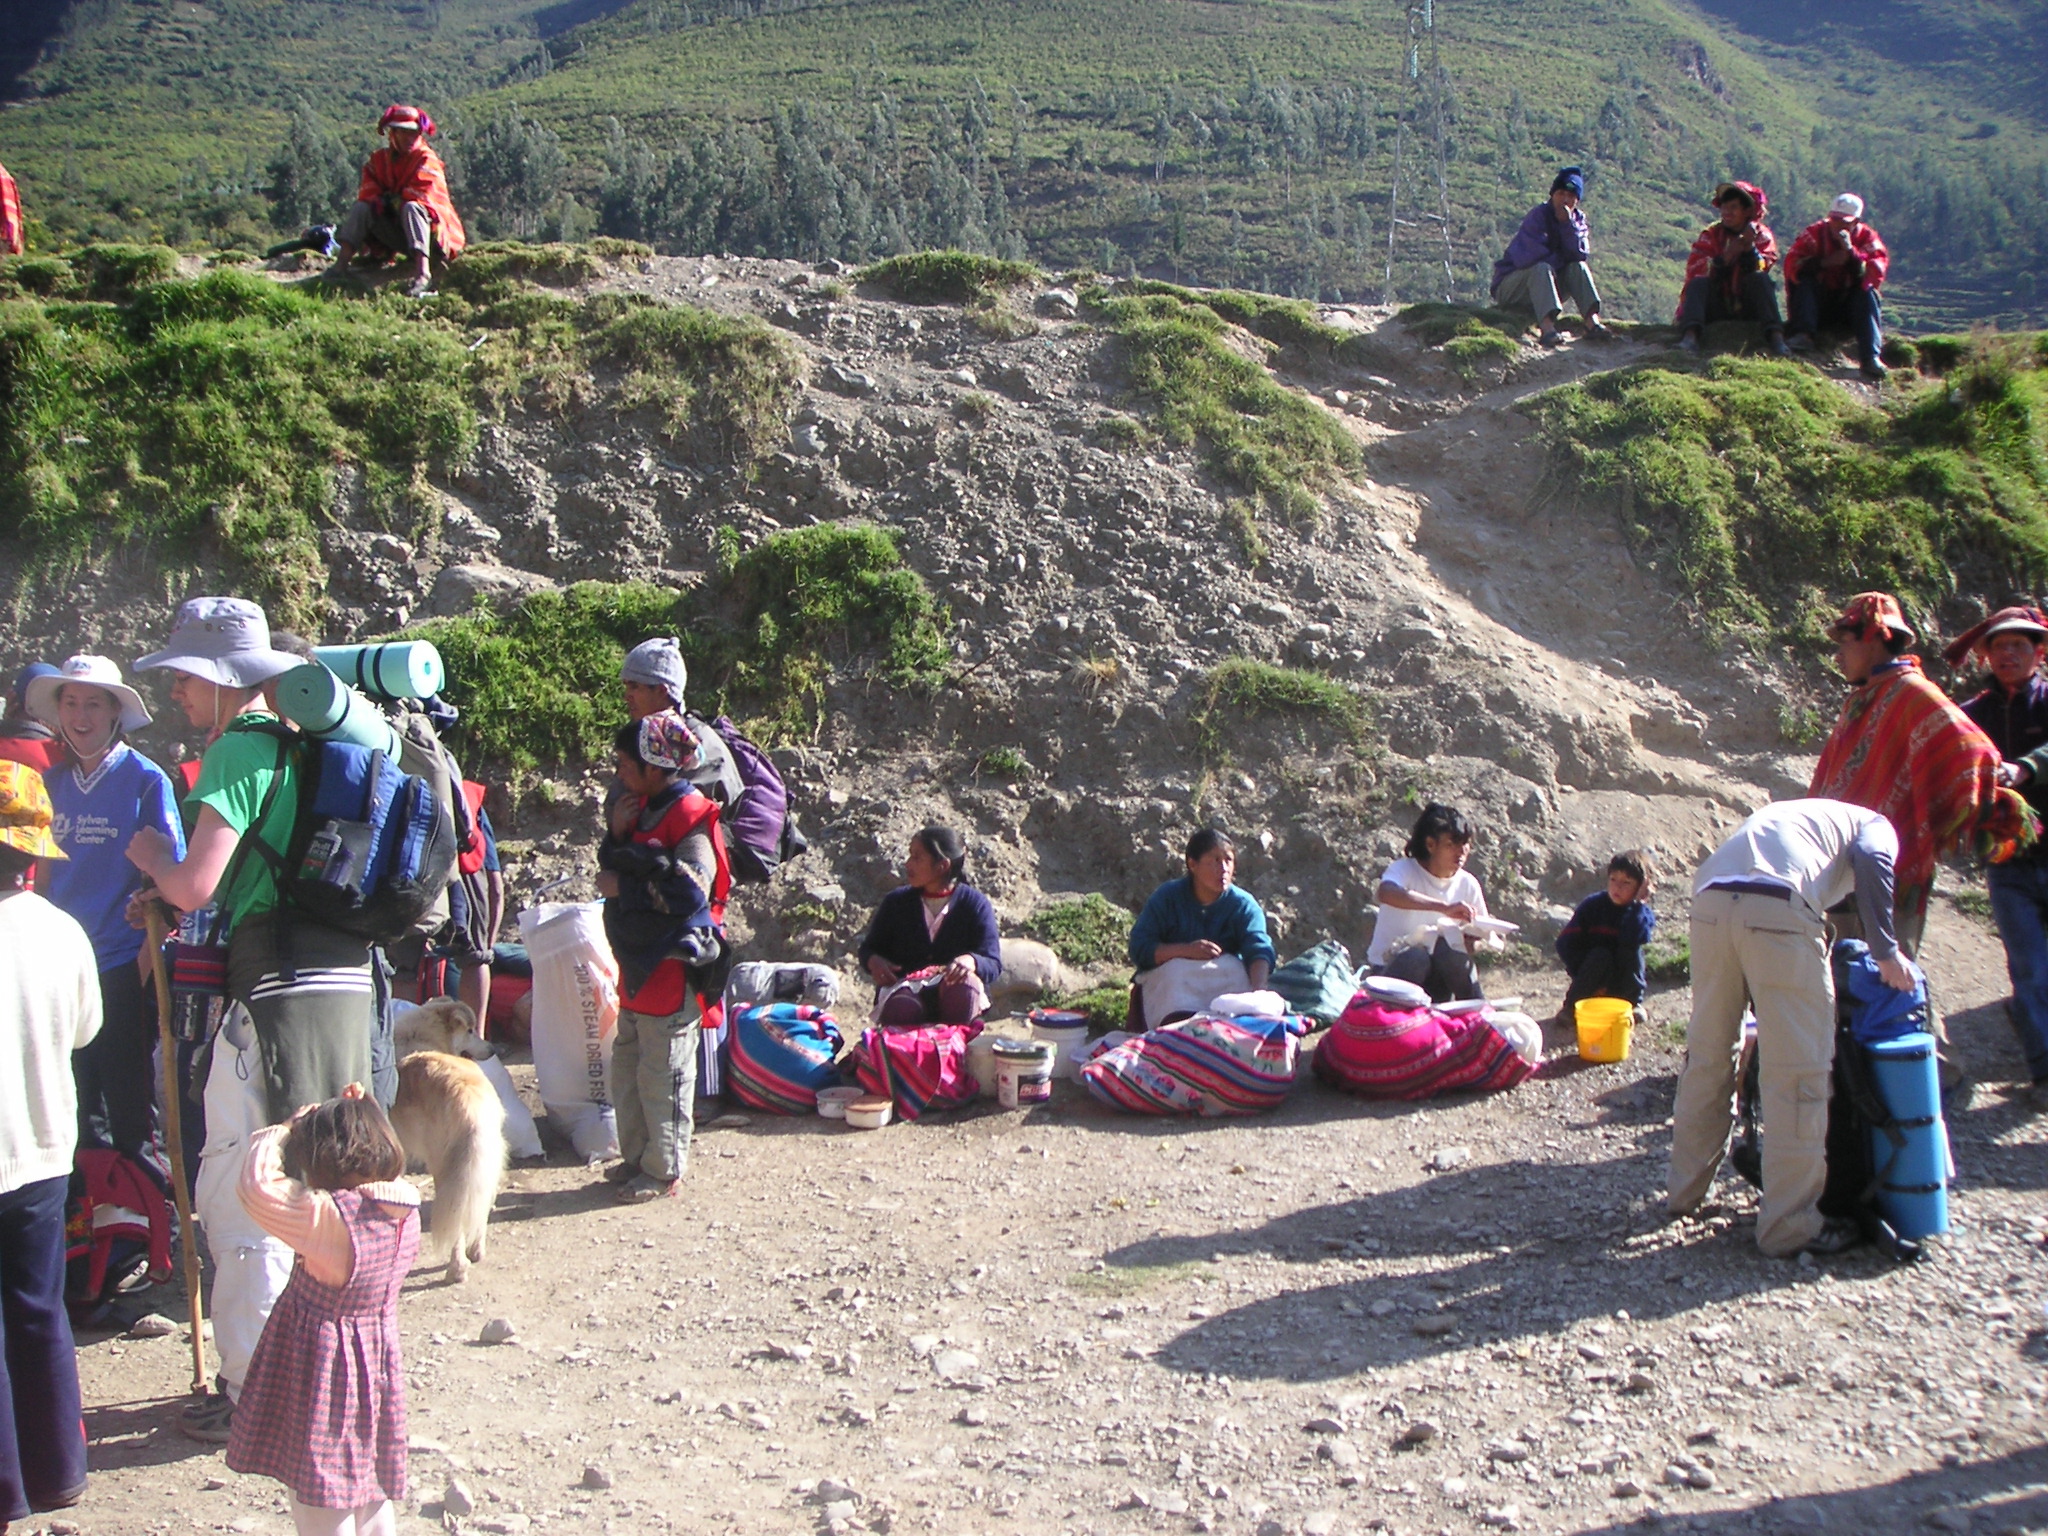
[845,1095,895,1130]
[815,1086,864,1120]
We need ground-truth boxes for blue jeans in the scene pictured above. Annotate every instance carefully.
[1987,860,2048,1084]
[1788,277,1883,366]
[0,1175,88,1520]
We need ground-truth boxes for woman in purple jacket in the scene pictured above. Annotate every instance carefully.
[857,826,1003,1025]
[1491,166,1606,346]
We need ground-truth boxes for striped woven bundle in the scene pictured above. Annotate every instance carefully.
[1081,1013,1307,1116]
[1313,998,1535,1100]
[852,1023,982,1120]
[727,1002,844,1115]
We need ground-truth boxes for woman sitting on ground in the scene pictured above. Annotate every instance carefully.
[1128,828,1276,1029]
[858,827,1002,1026]
[1368,803,1489,1005]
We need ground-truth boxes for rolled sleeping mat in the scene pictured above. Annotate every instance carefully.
[313,641,445,702]
[273,663,404,762]
[1865,1030,1949,1239]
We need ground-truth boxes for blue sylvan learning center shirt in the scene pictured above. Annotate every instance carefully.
[45,743,186,972]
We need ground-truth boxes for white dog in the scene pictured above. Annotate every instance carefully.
[389,998,507,1283]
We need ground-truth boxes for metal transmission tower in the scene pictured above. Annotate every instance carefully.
[1382,0,1456,302]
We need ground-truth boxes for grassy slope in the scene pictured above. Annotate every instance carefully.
[2,0,2043,324]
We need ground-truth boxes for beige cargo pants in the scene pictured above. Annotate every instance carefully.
[1667,888,1838,1256]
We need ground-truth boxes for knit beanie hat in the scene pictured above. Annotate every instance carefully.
[620,638,686,709]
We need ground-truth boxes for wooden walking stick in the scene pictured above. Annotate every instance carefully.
[144,904,209,1396]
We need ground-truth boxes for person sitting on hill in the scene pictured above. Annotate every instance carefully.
[334,105,467,299]
[1784,193,1891,383]
[1677,181,1789,357]
[1555,849,1656,1025]
[0,161,23,257]
[1491,165,1607,347]
[0,663,61,772]
[1128,829,1276,1030]
[1369,803,1490,1005]
[857,826,1003,1026]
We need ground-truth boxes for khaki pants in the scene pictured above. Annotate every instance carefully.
[612,1001,700,1181]
[1667,889,1837,1255]
[1494,259,1600,321]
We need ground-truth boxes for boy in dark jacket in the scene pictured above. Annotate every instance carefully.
[1556,850,1657,1021]
[595,713,730,1201]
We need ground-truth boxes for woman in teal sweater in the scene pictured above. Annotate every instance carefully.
[1127,829,1275,1028]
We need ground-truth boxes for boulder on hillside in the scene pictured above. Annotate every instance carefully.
[991,937,1073,1005]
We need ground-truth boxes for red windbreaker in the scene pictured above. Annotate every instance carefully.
[1783,218,1889,290]
[356,144,467,260]
[0,163,23,257]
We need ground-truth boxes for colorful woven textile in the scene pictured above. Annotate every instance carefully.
[1313,998,1535,1100]
[727,1002,843,1115]
[1080,1013,1307,1116]
[1808,658,2029,884]
[852,1022,982,1119]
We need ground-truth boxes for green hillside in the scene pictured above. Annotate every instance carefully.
[2,0,2043,326]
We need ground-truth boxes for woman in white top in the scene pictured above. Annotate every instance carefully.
[1368,803,1488,1004]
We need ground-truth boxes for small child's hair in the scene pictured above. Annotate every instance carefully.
[1608,848,1655,890]
[280,1095,407,1191]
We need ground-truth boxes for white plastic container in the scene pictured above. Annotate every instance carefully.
[816,1086,864,1120]
[1028,1009,1092,1081]
[846,1094,894,1130]
[994,1039,1054,1109]
[966,1032,1001,1099]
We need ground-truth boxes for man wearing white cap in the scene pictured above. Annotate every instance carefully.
[26,657,185,1169]
[1784,193,1891,383]
[124,597,373,1444]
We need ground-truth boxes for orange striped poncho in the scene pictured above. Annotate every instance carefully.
[0,163,22,256]
[356,144,467,261]
[1808,657,2029,885]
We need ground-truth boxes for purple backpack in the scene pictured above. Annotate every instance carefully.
[708,715,805,882]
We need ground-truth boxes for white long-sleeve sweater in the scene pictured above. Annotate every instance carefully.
[0,888,104,1194]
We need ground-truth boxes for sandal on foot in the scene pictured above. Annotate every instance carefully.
[619,1175,681,1202]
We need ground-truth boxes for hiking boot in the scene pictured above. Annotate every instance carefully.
[180,1390,234,1444]
[1677,330,1701,354]
[1766,330,1792,358]
[619,1175,681,1202]
[1860,359,1889,384]
[1799,1217,1863,1258]
[1538,322,1564,348]
[1786,332,1816,353]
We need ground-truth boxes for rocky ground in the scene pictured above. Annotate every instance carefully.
[54,894,2048,1536]
[15,256,2046,1536]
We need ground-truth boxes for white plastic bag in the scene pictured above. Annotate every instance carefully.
[520,901,620,1160]
[478,1055,544,1160]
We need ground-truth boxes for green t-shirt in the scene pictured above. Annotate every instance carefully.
[189,716,299,927]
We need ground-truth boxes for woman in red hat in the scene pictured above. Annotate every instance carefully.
[333,105,467,297]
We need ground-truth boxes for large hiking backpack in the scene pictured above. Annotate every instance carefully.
[699,714,807,883]
[65,1150,174,1327]
[1729,940,1931,1261]
[232,721,459,945]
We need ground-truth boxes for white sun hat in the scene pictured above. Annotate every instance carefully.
[27,654,153,734]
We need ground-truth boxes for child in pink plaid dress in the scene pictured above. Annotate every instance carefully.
[225,1087,419,1536]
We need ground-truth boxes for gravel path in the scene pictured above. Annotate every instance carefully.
[61,899,2048,1536]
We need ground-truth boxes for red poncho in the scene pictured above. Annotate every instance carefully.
[1808,657,2027,886]
[1784,218,1889,291]
[0,163,22,257]
[356,144,467,261]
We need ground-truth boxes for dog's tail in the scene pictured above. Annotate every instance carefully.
[433,1100,509,1279]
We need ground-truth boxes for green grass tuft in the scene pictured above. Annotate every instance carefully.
[978,745,1032,778]
[406,524,951,765]
[1029,894,1135,968]
[1066,1259,1210,1297]
[1194,658,1367,759]
[1531,336,2048,637]
[1052,981,1135,1033]
[1088,283,1360,522]
[858,251,1041,304]
[1644,939,1692,985]
[586,298,807,464]
[1400,302,1528,383]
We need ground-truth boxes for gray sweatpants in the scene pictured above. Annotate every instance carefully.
[612,1002,701,1181]
[1667,888,1837,1256]
[337,197,433,259]
[1494,259,1600,321]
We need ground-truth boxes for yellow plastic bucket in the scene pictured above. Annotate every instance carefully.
[1575,998,1634,1063]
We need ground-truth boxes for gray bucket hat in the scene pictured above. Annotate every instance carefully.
[621,637,687,708]
[135,597,299,688]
